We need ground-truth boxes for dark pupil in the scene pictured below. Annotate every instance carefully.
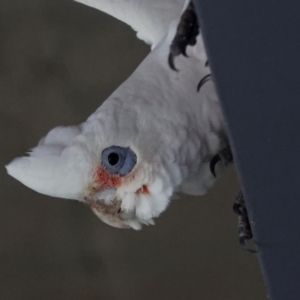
[108,153,119,166]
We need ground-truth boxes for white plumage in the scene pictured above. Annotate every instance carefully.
[6,0,227,229]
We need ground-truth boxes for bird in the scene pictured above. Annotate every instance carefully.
[6,0,228,230]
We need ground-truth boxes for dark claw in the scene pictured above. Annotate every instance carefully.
[209,145,232,177]
[168,2,200,72]
[210,154,221,177]
[197,74,212,92]
[168,53,178,71]
[205,60,209,67]
[239,236,258,254]
[182,47,188,57]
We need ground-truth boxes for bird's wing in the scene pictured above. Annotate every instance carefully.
[74,0,185,48]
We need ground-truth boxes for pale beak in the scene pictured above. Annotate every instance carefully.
[90,206,130,229]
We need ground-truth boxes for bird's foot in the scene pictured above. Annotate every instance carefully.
[210,146,257,253]
[210,145,233,177]
[233,191,257,253]
[168,1,199,71]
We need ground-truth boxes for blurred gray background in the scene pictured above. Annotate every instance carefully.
[1,1,266,299]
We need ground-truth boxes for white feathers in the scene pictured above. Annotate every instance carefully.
[38,126,82,147]
[6,0,227,229]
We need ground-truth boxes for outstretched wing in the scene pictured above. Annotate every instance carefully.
[74,0,185,48]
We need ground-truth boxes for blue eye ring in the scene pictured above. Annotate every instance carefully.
[101,146,137,176]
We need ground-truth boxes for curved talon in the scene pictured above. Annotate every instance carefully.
[210,154,221,177]
[168,2,199,72]
[168,53,178,71]
[182,47,188,57]
[239,236,258,254]
[197,74,212,92]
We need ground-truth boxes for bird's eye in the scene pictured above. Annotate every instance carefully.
[108,153,119,166]
[101,146,137,176]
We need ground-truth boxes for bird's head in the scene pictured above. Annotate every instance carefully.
[6,123,176,230]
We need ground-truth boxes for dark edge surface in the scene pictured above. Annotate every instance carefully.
[193,0,300,299]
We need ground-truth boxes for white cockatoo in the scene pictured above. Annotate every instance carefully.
[6,0,227,230]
